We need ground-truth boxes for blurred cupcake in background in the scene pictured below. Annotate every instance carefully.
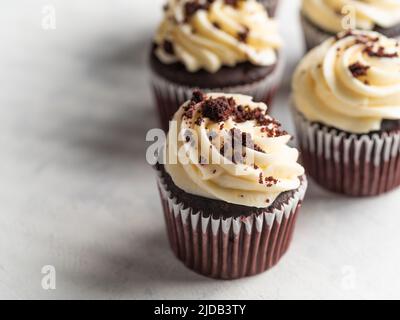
[301,0,400,50]
[258,0,280,17]
[157,91,307,279]
[292,30,400,196]
[150,0,283,131]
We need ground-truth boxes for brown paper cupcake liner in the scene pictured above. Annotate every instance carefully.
[301,14,400,51]
[293,110,400,197]
[151,56,285,131]
[300,14,333,51]
[258,0,280,17]
[156,170,308,280]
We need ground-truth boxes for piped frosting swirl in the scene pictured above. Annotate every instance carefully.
[293,30,400,134]
[165,91,304,208]
[154,0,282,73]
[302,0,400,34]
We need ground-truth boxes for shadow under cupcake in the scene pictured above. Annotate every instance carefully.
[156,91,307,279]
[150,0,284,131]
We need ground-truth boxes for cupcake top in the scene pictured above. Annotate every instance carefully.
[293,30,400,134]
[302,0,400,34]
[164,91,304,208]
[154,0,282,73]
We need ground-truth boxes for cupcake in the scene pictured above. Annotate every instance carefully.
[301,0,400,50]
[292,30,400,197]
[258,0,280,17]
[156,91,307,279]
[151,0,284,131]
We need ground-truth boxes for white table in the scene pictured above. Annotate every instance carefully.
[1,0,399,300]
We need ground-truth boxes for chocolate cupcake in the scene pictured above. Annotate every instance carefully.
[301,0,400,50]
[257,0,280,17]
[151,0,284,131]
[157,91,307,279]
[292,30,400,197]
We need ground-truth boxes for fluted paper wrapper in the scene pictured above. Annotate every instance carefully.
[301,14,400,51]
[156,171,307,280]
[258,0,279,17]
[151,57,284,131]
[293,110,400,197]
[300,14,332,51]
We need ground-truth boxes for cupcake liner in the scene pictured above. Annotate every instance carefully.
[300,14,333,51]
[156,170,308,280]
[151,56,285,131]
[300,14,400,52]
[258,0,280,17]
[375,25,400,40]
[293,110,400,197]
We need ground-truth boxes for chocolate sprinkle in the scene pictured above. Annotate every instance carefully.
[163,40,174,55]
[238,26,250,43]
[364,46,398,58]
[184,1,207,21]
[183,90,288,139]
[201,97,235,122]
[349,62,370,78]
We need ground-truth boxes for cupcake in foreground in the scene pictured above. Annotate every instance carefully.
[156,91,307,279]
[258,0,280,17]
[151,0,283,130]
[292,30,400,197]
[301,0,400,50]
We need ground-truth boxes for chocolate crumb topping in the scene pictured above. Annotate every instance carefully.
[183,91,289,139]
[224,0,240,7]
[191,89,206,103]
[259,173,278,187]
[201,97,235,122]
[213,22,221,29]
[265,176,278,187]
[184,1,208,21]
[163,40,174,55]
[349,62,370,78]
[364,46,399,58]
[238,26,250,43]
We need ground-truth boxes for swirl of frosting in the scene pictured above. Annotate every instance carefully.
[154,0,282,73]
[293,30,400,133]
[164,91,304,208]
[302,0,400,34]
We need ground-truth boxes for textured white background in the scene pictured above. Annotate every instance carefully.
[1,0,399,300]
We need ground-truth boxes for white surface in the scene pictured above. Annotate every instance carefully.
[1,0,399,300]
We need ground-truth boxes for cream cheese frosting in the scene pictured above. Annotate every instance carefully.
[154,0,282,73]
[293,30,400,134]
[302,0,400,34]
[164,92,304,208]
